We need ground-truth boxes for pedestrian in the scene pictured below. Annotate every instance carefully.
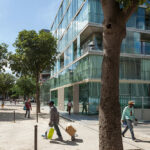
[14,99,16,105]
[121,101,137,141]
[10,99,12,104]
[25,99,32,118]
[1,100,4,108]
[82,100,87,114]
[67,100,73,115]
[48,101,63,141]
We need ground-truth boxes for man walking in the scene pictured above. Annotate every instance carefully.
[49,101,63,141]
[25,99,32,118]
[121,101,137,141]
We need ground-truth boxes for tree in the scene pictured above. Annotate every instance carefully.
[0,73,15,100]
[9,30,57,115]
[0,43,8,72]
[99,1,150,149]
[11,77,36,100]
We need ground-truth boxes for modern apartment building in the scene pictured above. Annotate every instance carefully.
[41,0,150,114]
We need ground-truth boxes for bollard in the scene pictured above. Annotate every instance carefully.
[36,111,38,123]
[14,110,15,123]
[34,125,38,150]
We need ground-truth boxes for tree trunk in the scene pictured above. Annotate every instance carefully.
[3,93,6,101]
[99,1,126,150]
[23,95,26,101]
[36,74,40,113]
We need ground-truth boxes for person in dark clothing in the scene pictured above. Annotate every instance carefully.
[48,101,63,141]
[25,99,32,118]
[82,101,87,114]
[67,100,73,115]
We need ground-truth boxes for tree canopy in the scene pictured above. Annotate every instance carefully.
[11,76,36,100]
[0,73,15,99]
[0,43,8,72]
[9,30,57,77]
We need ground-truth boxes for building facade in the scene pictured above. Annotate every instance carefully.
[41,0,150,114]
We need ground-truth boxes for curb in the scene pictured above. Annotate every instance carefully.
[60,114,75,122]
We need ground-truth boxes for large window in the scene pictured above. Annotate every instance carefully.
[121,31,150,54]
[51,90,58,106]
[64,86,73,110]
[60,53,64,69]
[88,0,102,24]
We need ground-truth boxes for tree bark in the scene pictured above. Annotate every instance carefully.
[36,74,40,113]
[3,93,5,101]
[99,1,126,150]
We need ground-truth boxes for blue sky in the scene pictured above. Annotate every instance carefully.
[0,0,62,52]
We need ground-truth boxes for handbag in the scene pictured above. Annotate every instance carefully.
[23,106,26,110]
[47,128,54,139]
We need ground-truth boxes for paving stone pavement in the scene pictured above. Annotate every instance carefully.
[0,103,150,150]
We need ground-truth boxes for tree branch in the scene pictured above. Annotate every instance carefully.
[124,0,139,22]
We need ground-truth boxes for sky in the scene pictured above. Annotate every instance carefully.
[0,0,62,53]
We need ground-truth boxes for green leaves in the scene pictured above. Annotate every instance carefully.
[0,73,15,96]
[11,76,36,98]
[9,30,57,77]
[0,43,8,71]
[116,0,147,10]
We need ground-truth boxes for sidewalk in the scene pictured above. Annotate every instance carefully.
[56,108,150,150]
[0,104,150,150]
[41,105,150,149]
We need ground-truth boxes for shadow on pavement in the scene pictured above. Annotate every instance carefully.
[0,108,17,111]
[39,113,49,119]
[60,112,98,122]
[50,138,83,146]
[135,139,150,143]
[124,137,150,143]
[0,112,35,122]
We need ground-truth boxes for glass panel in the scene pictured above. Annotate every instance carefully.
[40,79,51,104]
[64,86,73,111]
[51,90,58,106]
[88,82,100,114]
[88,0,102,24]
[79,83,89,113]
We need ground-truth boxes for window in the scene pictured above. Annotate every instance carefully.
[60,53,64,69]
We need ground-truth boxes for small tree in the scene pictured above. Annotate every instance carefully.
[0,43,8,72]
[9,30,57,114]
[99,0,150,150]
[0,73,15,100]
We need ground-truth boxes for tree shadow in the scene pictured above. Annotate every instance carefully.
[0,108,17,111]
[38,113,49,119]
[50,138,83,146]
[0,112,35,122]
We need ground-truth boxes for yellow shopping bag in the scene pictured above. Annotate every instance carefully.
[47,128,54,139]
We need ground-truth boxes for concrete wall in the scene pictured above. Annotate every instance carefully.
[73,84,79,113]
[58,88,64,111]
[135,109,150,121]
